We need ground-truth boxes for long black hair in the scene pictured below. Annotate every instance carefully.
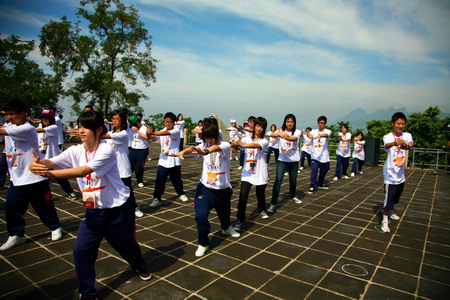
[77,111,107,135]
[252,117,267,139]
[112,110,128,132]
[281,113,296,132]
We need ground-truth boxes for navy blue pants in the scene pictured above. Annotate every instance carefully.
[300,151,311,168]
[0,152,7,187]
[334,155,350,178]
[271,161,298,205]
[239,149,245,167]
[266,147,279,165]
[310,160,330,188]
[121,176,137,208]
[153,165,185,199]
[128,148,148,184]
[383,182,404,211]
[74,197,145,298]
[55,178,75,195]
[352,158,364,174]
[236,181,267,222]
[194,183,232,246]
[5,180,60,236]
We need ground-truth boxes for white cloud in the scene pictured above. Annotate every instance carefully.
[0,5,54,28]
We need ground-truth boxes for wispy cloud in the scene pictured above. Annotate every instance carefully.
[0,5,55,28]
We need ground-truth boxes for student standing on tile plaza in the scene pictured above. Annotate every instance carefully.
[267,114,303,213]
[333,124,352,181]
[175,113,185,151]
[351,132,366,177]
[171,117,240,257]
[233,117,269,231]
[307,116,332,194]
[237,117,255,170]
[265,124,280,165]
[226,119,241,161]
[148,112,188,208]
[35,109,78,200]
[128,115,149,188]
[0,100,62,251]
[101,110,144,218]
[29,110,151,299]
[380,112,414,233]
[299,127,312,171]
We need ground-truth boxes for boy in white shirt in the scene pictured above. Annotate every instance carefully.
[128,115,149,187]
[381,112,414,233]
[300,127,312,171]
[193,120,203,145]
[0,100,62,251]
[307,116,332,194]
[148,112,188,208]
[171,117,240,257]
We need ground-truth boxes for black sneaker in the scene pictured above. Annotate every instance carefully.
[318,184,329,190]
[136,266,153,281]
[233,220,244,231]
[307,187,316,194]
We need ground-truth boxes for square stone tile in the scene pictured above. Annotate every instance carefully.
[219,243,260,261]
[261,275,313,299]
[380,255,420,276]
[307,287,350,299]
[266,241,305,258]
[131,279,190,299]
[166,265,219,292]
[373,268,417,294]
[198,277,254,299]
[297,249,339,269]
[364,283,414,299]
[281,261,327,284]
[20,257,73,283]
[248,252,291,272]
[196,253,241,274]
[319,271,367,298]
[227,264,274,288]
[418,278,450,299]
[0,271,34,296]
[7,247,56,268]
[420,264,450,285]
[311,239,348,256]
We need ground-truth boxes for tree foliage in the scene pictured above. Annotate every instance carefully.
[39,0,158,117]
[406,106,449,148]
[0,35,62,115]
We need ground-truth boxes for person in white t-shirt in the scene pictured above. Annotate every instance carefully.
[147,112,188,208]
[36,110,77,200]
[49,106,65,151]
[232,117,269,231]
[101,110,144,218]
[192,120,203,145]
[351,132,366,176]
[0,99,62,251]
[226,119,241,161]
[267,114,302,213]
[171,116,240,257]
[307,116,332,194]
[300,127,313,171]
[128,115,149,187]
[333,124,352,181]
[0,116,9,188]
[380,112,414,233]
[265,124,280,165]
[175,113,185,151]
[237,117,255,170]
[29,110,151,298]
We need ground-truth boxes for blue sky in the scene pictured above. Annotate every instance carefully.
[1,0,449,128]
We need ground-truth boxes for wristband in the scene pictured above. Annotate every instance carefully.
[204,149,209,155]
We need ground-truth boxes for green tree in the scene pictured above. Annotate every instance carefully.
[366,120,391,142]
[39,0,158,117]
[0,35,62,115]
[406,106,449,148]
[144,113,164,130]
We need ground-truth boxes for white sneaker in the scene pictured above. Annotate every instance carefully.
[138,183,144,188]
[267,204,276,213]
[195,245,209,257]
[389,211,400,220]
[260,211,269,219]
[222,225,240,237]
[333,177,339,181]
[147,157,152,161]
[297,169,301,173]
[299,167,304,171]
[149,198,161,208]
[235,157,239,161]
[359,171,364,175]
[68,192,77,200]
[381,222,390,233]
[284,172,288,176]
[51,228,63,241]
[343,175,349,179]
[135,207,144,218]
[291,197,302,204]
[0,235,26,251]
[179,194,188,202]
[351,172,355,177]
[237,166,242,170]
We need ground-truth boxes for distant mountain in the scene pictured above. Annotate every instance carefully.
[332,107,409,130]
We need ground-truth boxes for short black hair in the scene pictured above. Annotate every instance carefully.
[355,131,364,139]
[84,104,94,111]
[164,112,177,123]
[318,116,327,123]
[253,117,267,138]
[4,99,27,113]
[270,124,277,131]
[40,113,55,126]
[77,111,107,135]
[391,112,407,123]
[306,127,312,131]
[247,116,256,123]
[136,113,143,118]
[202,116,219,142]
[342,124,348,130]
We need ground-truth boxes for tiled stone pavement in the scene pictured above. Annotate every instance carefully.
[1,143,449,299]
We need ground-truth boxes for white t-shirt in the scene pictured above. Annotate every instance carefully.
[50,141,130,208]
[198,141,231,190]
[156,128,182,168]
[2,122,12,154]
[5,122,47,186]
[352,141,366,160]
[241,137,268,185]
[131,125,149,149]
[106,130,131,178]
[310,129,332,163]
[55,115,64,145]
[194,126,203,143]
[127,122,134,147]
[228,127,240,141]
[38,125,60,159]
[336,132,352,158]
[266,131,280,149]
[301,133,312,154]
[383,132,414,185]
[175,120,185,139]
[278,129,301,162]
